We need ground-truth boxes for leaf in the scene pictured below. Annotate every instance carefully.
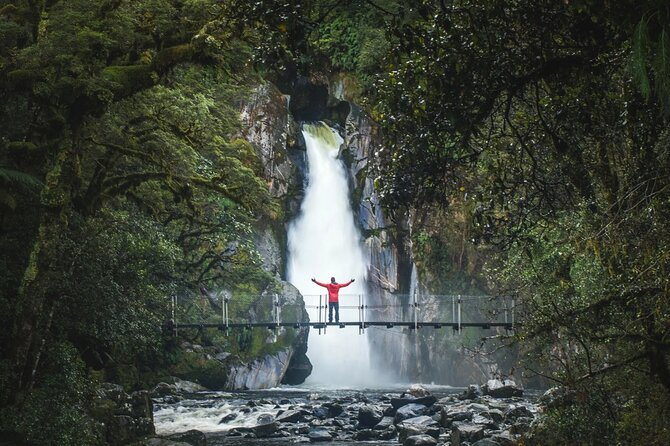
[0,167,43,192]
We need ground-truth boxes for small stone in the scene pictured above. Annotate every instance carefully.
[307,428,332,442]
[404,434,438,446]
[218,413,237,424]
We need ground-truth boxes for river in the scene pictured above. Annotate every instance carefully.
[153,383,539,445]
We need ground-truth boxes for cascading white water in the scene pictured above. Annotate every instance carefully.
[287,122,375,388]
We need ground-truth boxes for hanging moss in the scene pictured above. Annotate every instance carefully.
[101,65,156,99]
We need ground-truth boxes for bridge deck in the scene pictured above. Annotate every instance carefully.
[175,321,515,330]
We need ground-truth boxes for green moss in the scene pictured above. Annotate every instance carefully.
[101,65,155,98]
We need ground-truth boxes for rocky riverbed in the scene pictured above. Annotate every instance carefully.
[146,381,538,446]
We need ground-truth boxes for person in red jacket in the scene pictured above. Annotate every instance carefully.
[311,276,355,323]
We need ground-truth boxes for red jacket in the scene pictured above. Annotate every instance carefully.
[313,279,353,303]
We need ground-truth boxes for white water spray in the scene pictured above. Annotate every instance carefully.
[287,122,374,388]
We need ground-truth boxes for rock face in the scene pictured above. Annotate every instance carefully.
[225,349,293,390]
[91,383,154,444]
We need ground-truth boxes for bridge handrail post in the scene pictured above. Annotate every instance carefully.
[413,289,418,331]
[457,294,461,332]
[318,295,322,335]
[172,295,177,337]
[504,298,508,324]
[512,296,515,329]
[452,295,455,326]
[362,294,366,334]
[274,293,280,328]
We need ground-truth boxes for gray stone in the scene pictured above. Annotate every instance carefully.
[143,439,192,446]
[505,405,534,422]
[219,413,237,424]
[275,409,306,423]
[373,416,394,431]
[171,378,207,393]
[257,413,274,425]
[312,405,330,419]
[404,384,432,398]
[326,402,344,417]
[150,382,177,398]
[394,403,429,424]
[307,428,332,442]
[401,415,438,427]
[358,404,383,427]
[391,395,437,409]
[234,421,278,438]
[165,430,206,446]
[482,379,523,398]
[353,429,379,441]
[473,413,499,429]
[459,384,483,400]
[378,425,397,440]
[397,416,440,443]
[472,439,502,446]
[510,416,533,435]
[484,408,505,423]
[440,406,473,427]
[491,431,517,446]
[404,434,438,446]
[451,422,485,446]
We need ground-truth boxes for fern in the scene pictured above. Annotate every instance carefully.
[0,167,43,192]
[631,18,651,100]
[653,28,670,111]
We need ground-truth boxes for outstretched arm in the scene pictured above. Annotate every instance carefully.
[311,278,328,288]
[340,279,355,288]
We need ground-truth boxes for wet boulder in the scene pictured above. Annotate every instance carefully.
[404,384,432,398]
[357,404,383,428]
[233,419,278,438]
[440,406,473,427]
[275,409,307,423]
[397,416,440,443]
[325,402,344,417]
[307,428,333,442]
[491,430,517,446]
[482,379,523,398]
[472,439,503,446]
[451,422,485,446]
[504,405,534,422]
[353,429,379,441]
[165,430,207,446]
[458,385,483,401]
[218,413,237,424]
[391,395,437,409]
[378,425,398,440]
[404,434,438,446]
[394,403,429,424]
[373,416,394,431]
[509,416,533,435]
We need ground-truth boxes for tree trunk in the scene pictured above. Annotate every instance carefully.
[10,132,82,403]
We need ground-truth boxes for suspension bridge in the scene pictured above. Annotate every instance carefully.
[167,293,518,335]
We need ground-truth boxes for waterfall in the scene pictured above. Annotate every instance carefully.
[287,122,376,388]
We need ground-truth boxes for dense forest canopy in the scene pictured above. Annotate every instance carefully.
[1,0,669,444]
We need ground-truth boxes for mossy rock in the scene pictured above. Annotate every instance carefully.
[168,351,229,390]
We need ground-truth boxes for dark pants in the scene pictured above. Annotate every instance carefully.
[328,302,339,323]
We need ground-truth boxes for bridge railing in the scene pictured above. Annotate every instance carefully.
[171,292,516,332]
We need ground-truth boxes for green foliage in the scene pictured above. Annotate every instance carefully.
[365,1,670,443]
[0,0,279,431]
[1,343,98,446]
[631,4,670,112]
